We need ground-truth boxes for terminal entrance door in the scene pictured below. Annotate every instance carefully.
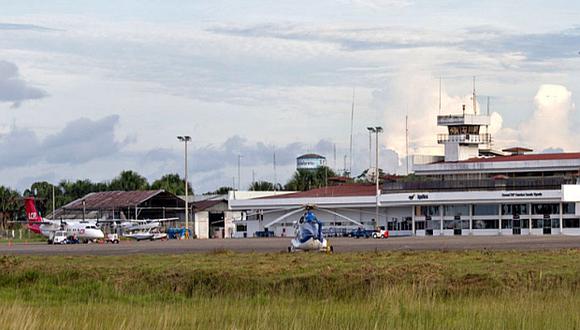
[543,216,552,235]
[512,216,521,235]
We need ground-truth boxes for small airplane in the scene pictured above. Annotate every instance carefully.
[288,206,333,253]
[23,197,105,243]
[117,218,176,241]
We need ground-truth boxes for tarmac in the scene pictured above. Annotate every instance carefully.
[2,235,580,256]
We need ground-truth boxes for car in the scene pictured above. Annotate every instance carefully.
[372,229,389,239]
[348,228,373,238]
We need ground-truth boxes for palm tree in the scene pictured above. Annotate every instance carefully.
[248,181,276,191]
[109,170,149,191]
[151,174,192,195]
[285,166,337,191]
[0,186,21,229]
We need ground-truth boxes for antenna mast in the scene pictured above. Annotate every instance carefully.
[438,77,442,114]
[472,76,477,115]
[405,115,409,175]
[273,151,277,190]
[349,88,355,177]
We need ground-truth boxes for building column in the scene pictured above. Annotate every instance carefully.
[439,205,444,236]
[469,204,473,235]
[559,202,563,235]
[411,206,416,236]
[498,204,502,236]
[528,203,532,235]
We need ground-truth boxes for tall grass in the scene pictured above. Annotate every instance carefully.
[1,250,580,329]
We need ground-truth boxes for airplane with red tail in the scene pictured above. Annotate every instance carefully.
[24,197,104,243]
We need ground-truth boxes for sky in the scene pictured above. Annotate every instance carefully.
[0,1,579,193]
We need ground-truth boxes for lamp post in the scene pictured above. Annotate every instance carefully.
[237,154,243,191]
[177,135,192,238]
[367,126,383,229]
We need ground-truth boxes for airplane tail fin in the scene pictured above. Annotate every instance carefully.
[24,197,43,223]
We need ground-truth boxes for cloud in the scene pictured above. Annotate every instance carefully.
[0,115,127,169]
[0,23,56,31]
[0,61,48,107]
[518,84,576,151]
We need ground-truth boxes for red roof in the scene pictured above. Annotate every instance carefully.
[458,152,580,163]
[193,199,225,211]
[260,184,376,199]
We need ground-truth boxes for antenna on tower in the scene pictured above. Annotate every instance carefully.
[438,76,442,114]
[472,76,477,115]
[273,151,277,191]
[405,114,409,175]
[333,143,337,171]
[349,88,355,177]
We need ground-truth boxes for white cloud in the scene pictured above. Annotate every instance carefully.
[518,84,576,152]
[0,60,47,107]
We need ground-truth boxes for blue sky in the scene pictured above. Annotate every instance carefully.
[0,1,579,192]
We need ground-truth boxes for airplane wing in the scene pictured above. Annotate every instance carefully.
[8,220,57,225]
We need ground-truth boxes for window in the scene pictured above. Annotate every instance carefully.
[563,203,576,215]
[473,204,498,216]
[235,224,247,232]
[501,220,512,229]
[444,205,469,217]
[415,221,425,230]
[426,220,440,230]
[417,206,440,217]
[444,220,469,229]
[501,204,528,216]
[532,204,559,215]
[473,219,499,229]
[563,219,580,228]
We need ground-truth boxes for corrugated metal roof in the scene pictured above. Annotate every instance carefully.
[193,199,226,211]
[61,190,166,209]
[458,152,580,163]
[259,184,376,199]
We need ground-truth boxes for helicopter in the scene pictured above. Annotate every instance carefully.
[288,205,333,253]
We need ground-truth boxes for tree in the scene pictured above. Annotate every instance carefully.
[109,170,149,191]
[285,166,337,191]
[151,174,193,195]
[205,186,233,195]
[248,181,276,191]
[0,186,21,229]
[58,179,106,206]
[23,181,64,217]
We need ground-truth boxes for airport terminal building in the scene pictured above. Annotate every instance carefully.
[229,111,580,238]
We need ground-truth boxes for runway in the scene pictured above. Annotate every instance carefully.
[2,235,580,256]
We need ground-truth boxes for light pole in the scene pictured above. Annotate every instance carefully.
[367,127,372,170]
[177,135,192,238]
[237,154,243,191]
[367,126,383,229]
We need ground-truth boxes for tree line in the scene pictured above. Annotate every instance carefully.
[0,166,376,229]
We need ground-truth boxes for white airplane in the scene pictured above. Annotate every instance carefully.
[118,218,176,241]
[288,207,333,253]
[24,197,105,243]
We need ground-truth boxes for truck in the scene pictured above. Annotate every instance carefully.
[50,230,68,244]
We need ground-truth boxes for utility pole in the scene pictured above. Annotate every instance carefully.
[273,151,277,191]
[177,135,192,238]
[349,88,355,177]
[52,184,55,221]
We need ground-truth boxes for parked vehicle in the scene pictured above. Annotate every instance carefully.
[372,229,389,239]
[51,230,68,244]
[106,233,120,244]
[348,228,374,238]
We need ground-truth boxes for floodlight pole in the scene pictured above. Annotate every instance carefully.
[367,126,383,229]
[178,136,192,238]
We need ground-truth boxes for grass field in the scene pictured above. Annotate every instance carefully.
[1,249,580,329]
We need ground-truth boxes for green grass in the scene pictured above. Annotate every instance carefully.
[1,250,580,329]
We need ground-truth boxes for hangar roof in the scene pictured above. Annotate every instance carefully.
[61,190,172,209]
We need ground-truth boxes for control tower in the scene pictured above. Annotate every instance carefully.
[437,107,491,162]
